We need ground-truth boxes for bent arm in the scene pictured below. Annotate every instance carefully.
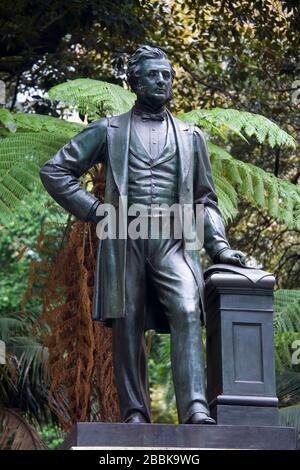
[193,127,230,261]
[40,119,107,221]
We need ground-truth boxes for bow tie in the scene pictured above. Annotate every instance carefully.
[133,107,167,122]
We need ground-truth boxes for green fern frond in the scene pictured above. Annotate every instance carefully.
[49,78,136,118]
[213,174,238,222]
[223,159,243,186]
[209,151,223,173]
[238,164,254,198]
[0,156,41,219]
[208,142,300,230]
[1,109,84,136]
[0,108,17,133]
[0,132,74,165]
[179,108,296,148]
[280,198,294,227]
[274,290,300,334]
[275,332,298,372]
[0,112,85,224]
[267,180,279,219]
[252,172,266,207]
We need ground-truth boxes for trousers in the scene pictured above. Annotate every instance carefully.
[112,218,209,423]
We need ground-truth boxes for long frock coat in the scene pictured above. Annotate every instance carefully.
[40,110,230,332]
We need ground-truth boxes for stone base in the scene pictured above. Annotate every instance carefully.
[210,404,279,426]
[60,423,296,450]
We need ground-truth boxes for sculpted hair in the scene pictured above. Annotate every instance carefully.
[127,45,175,92]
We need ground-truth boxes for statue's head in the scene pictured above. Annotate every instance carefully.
[127,45,175,109]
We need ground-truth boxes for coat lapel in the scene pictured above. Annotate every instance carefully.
[107,110,132,196]
[168,112,192,195]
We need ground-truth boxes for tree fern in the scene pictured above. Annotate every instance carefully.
[0,111,85,223]
[48,78,136,118]
[0,79,299,229]
[179,108,296,148]
[0,109,83,137]
[208,143,300,230]
[47,80,295,149]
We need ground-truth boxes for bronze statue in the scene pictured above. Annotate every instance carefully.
[40,46,246,425]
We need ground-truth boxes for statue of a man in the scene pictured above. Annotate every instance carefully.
[40,46,246,425]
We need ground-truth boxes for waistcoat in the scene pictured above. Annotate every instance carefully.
[128,120,178,207]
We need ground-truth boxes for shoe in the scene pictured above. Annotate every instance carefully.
[124,412,149,424]
[186,412,216,425]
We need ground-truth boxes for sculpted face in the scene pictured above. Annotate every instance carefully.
[135,58,173,109]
